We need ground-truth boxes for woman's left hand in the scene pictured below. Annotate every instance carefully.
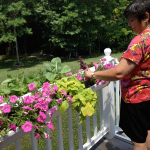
[85,70,93,79]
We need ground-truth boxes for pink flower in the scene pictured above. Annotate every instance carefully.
[42,86,50,91]
[33,125,37,129]
[106,63,111,69]
[9,123,17,131]
[79,69,84,72]
[76,73,82,81]
[84,77,89,82]
[37,111,47,123]
[24,96,33,104]
[30,96,35,102]
[111,65,115,68]
[54,85,58,91]
[93,62,98,64]
[45,97,52,103]
[21,121,32,132]
[96,79,100,85]
[67,95,74,102]
[102,81,106,85]
[35,92,40,99]
[43,82,50,88]
[34,103,42,109]
[0,96,3,103]
[46,121,54,130]
[47,107,57,118]
[42,90,50,97]
[60,90,67,96]
[35,133,40,139]
[29,83,36,91]
[66,72,72,75]
[22,105,34,111]
[38,97,45,103]
[0,118,3,125]
[94,64,98,69]
[2,104,11,114]
[57,98,62,104]
[10,95,18,103]
[101,58,106,62]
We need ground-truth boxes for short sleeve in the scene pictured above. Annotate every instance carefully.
[121,36,143,65]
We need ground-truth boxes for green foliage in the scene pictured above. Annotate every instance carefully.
[44,57,71,81]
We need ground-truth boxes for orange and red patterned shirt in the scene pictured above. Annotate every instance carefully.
[120,30,150,103]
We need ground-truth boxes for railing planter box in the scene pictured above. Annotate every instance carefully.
[0,80,110,150]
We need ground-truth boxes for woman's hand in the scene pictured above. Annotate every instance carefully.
[85,70,94,79]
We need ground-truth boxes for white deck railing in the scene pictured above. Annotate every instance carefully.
[0,49,128,150]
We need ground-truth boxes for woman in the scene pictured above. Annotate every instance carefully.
[85,0,150,150]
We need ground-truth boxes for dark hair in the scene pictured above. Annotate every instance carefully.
[124,0,150,22]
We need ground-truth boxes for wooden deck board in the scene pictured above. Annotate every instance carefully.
[89,134,133,150]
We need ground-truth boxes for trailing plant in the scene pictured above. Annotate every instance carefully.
[56,76,97,123]
[44,57,71,82]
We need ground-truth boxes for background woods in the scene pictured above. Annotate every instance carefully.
[0,0,134,57]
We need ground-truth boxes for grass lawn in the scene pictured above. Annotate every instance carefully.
[1,52,123,150]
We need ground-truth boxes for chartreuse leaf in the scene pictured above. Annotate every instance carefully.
[58,101,69,114]
[81,103,95,117]
[1,79,13,85]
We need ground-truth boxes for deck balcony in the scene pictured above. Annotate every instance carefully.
[0,49,133,150]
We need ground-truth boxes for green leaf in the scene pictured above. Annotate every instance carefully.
[44,72,57,81]
[51,57,61,72]
[58,101,69,114]
[1,79,13,85]
[44,63,51,71]
[60,65,71,74]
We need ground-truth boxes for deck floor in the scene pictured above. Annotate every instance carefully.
[90,133,133,150]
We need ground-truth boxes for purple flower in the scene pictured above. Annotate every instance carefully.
[46,121,54,130]
[29,83,36,91]
[35,133,40,139]
[10,95,18,103]
[0,96,3,104]
[57,98,62,104]
[9,123,17,131]
[2,104,11,114]
[21,121,32,132]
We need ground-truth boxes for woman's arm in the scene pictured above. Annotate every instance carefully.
[85,58,137,81]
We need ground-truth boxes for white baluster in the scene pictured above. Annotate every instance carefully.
[86,117,91,144]
[67,107,74,150]
[45,127,52,150]
[77,113,83,150]
[30,130,38,150]
[57,114,64,150]
[15,138,22,150]
[93,105,97,137]
[116,81,120,126]
[99,89,104,130]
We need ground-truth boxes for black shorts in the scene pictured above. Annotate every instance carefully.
[119,99,150,143]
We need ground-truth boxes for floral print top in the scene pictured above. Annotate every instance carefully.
[120,30,150,103]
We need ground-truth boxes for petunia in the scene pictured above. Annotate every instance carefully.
[54,85,58,91]
[0,96,3,104]
[66,95,74,102]
[35,133,40,139]
[9,123,17,131]
[21,121,32,132]
[43,82,50,88]
[102,81,106,85]
[10,95,18,103]
[37,111,46,123]
[46,121,54,130]
[2,104,11,114]
[84,77,89,82]
[24,96,33,104]
[60,90,67,97]
[66,72,72,75]
[29,83,36,91]
[34,103,42,109]
[0,118,3,125]
[57,98,62,104]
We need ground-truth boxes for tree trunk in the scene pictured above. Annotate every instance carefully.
[86,31,92,56]
[14,26,20,65]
